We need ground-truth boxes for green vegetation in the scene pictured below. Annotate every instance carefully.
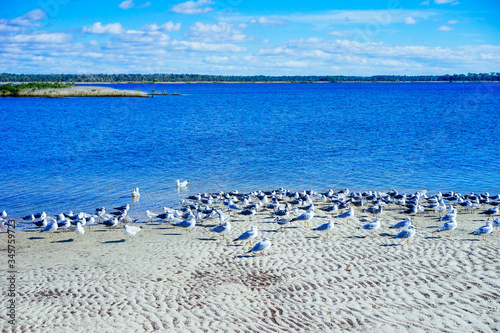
[0,73,499,84]
[1,82,74,96]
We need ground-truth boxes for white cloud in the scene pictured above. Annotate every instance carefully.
[4,32,72,44]
[171,40,246,52]
[404,16,417,25]
[278,60,308,68]
[420,0,430,5]
[143,22,182,32]
[186,22,248,42]
[204,56,229,63]
[249,17,287,25]
[119,0,135,9]
[9,9,46,26]
[327,31,355,37]
[434,0,454,3]
[119,0,151,9]
[83,22,125,34]
[172,0,214,14]
[448,20,458,24]
[438,25,453,31]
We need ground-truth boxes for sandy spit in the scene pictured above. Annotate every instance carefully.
[0,200,499,332]
[10,86,148,97]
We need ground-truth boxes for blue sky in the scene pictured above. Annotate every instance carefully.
[0,0,499,75]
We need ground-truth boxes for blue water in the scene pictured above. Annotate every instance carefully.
[1,82,499,217]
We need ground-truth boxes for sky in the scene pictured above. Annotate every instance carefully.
[0,0,499,75]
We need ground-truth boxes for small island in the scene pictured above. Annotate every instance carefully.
[0,82,148,98]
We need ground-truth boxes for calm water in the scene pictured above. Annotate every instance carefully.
[1,82,499,218]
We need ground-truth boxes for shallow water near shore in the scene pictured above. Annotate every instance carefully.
[1,82,499,217]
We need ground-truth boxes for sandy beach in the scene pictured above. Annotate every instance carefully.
[1,193,499,332]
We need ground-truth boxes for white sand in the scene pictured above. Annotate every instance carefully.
[15,86,147,97]
[1,199,499,332]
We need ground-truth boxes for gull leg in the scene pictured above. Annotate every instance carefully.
[407,239,410,246]
[223,234,225,240]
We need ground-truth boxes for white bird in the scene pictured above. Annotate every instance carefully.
[473,221,493,241]
[314,220,334,238]
[275,217,293,232]
[247,237,271,255]
[214,209,230,224]
[360,218,381,237]
[146,210,159,223]
[395,225,416,245]
[493,218,500,231]
[102,218,119,229]
[174,217,196,233]
[0,210,6,221]
[291,207,314,228]
[480,206,499,220]
[391,217,411,229]
[212,221,231,240]
[75,222,85,237]
[132,187,140,198]
[336,207,354,225]
[41,221,58,238]
[123,224,143,240]
[233,226,259,245]
[176,179,190,188]
[436,219,457,237]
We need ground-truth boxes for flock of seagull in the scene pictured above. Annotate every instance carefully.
[1,183,500,254]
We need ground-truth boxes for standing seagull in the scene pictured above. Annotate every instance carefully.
[472,221,493,241]
[360,218,381,237]
[75,222,85,238]
[212,221,231,240]
[395,225,416,246]
[174,217,196,234]
[291,207,314,228]
[391,217,412,229]
[247,237,271,255]
[41,221,58,238]
[314,220,334,238]
[436,219,457,238]
[275,217,293,232]
[123,224,143,240]
[336,207,354,225]
[233,226,258,245]
[480,206,499,220]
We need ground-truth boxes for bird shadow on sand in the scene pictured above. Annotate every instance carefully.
[198,238,216,241]
[380,243,399,247]
[427,226,439,229]
[379,233,394,237]
[424,236,441,239]
[93,230,108,232]
[346,235,367,239]
[236,255,254,258]
[227,244,242,247]
[102,239,125,244]
[27,237,44,240]
[305,236,320,239]
[51,238,74,243]
[462,238,480,242]
[163,233,182,236]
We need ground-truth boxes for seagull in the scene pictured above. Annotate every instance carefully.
[214,209,230,224]
[113,204,130,212]
[41,221,58,237]
[395,225,416,245]
[132,187,140,198]
[176,179,190,188]
[336,207,354,225]
[212,221,231,240]
[360,218,381,237]
[480,206,499,220]
[75,222,85,237]
[291,207,314,228]
[0,210,6,221]
[275,217,293,232]
[314,220,334,238]
[391,217,412,229]
[102,218,119,229]
[174,217,196,234]
[493,218,500,231]
[472,221,493,241]
[436,219,457,238]
[233,225,258,245]
[146,210,159,223]
[123,224,143,240]
[247,237,271,255]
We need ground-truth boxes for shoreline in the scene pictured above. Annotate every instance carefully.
[1,81,499,85]
[1,189,499,332]
[1,86,148,98]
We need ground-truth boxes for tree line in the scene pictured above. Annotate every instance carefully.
[1,73,499,83]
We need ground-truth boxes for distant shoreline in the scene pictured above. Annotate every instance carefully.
[2,81,499,85]
[1,85,148,98]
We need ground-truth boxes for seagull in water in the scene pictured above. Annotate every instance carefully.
[212,221,231,240]
[395,225,416,246]
[472,221,493,241]
[233,225,258,245]
[247,237,271,255]
[176,179,190,188]
[123,224,143,240]
[314,220,334,238]
[132,187,140,199]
